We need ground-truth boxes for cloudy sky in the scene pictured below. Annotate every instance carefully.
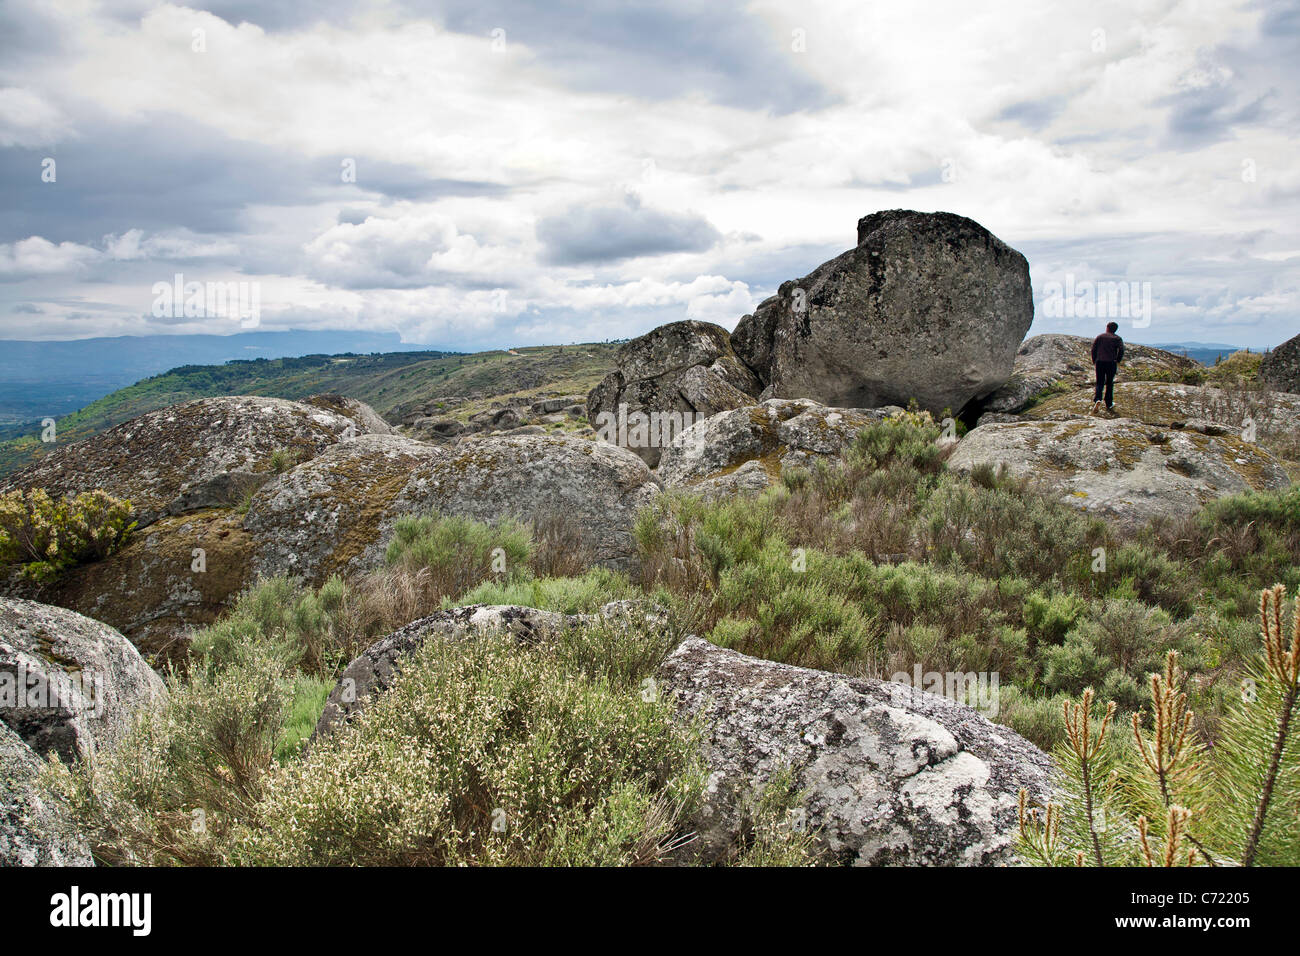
[1,0,1297,350]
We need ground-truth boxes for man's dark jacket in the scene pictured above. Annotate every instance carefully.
[1092,331,1125,364]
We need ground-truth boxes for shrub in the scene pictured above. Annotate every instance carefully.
[849,410,947,472]
[1040,600,1196,708]
[0,488,134,581]
[1018,583,1300,867]
[237,629,790,866]
[385,513,532,592]
[994,685,1070,752]
[455,566,636,614]
[274,677,333,762]
[1204,350,1262,386]
[267,448,299,474]
[43,646,289,866]
[50,586,814,866]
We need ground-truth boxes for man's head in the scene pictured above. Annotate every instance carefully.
[1106,322,1119,333]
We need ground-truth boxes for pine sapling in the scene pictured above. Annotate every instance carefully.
[1063,689,1117,867]
[1241,585,1300,866]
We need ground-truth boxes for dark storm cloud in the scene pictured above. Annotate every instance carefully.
[307,156,509,203]
[0,114,509,246]
[1160,1,1300,148]
[1161,83,1271,148]
[536,194,721,265]
[412,0,835,113]
[0,2,68,71]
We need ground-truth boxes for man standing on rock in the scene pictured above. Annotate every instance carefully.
[1091,321,1125,416]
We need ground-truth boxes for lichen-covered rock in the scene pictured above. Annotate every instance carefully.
[949,418,1290,527]
[587,320,761,467]
[676,364,758,418]
[245,434,446,583]
[5,510,256,669]
[732,211,1033,415]
[657,636,1052,866]
[531,396,587,415]
[389,434,660,571]
[1021,381,1300,437]
[0,597,165,762]
[1,722,92,866]
[1260,332,1300,394]
[657,399,895,493]
[1,396,390,528]
[982,334,1201,414]
[303,394,397,436]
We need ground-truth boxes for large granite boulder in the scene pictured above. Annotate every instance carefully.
[1260,332,1300,394]
[587,320,761,467]
[0,396,391,528]
[303,393,397,436]
[981,334,1202,414]
[0,597,165,762]
[949,418,1290,528]
[732,210,1033,415]
[244,433,446,583]
[656,399,896,497]
[389,434,660,571]
[658,636,1052,865]
[1,721,92,866]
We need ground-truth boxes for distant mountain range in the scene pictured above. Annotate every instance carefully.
[0,341,619,477]
[0,330,437,426]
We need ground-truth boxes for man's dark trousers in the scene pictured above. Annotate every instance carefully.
[1094,361,1117,408]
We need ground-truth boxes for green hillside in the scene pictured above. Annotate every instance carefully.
[0,343,619,477]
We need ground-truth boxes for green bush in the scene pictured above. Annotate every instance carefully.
[239,627,816,866]
[1020,587,1300,867]
[0,488,135,581]
[274,677,333,763]
[385,513,532,590]
[455,566,636,614]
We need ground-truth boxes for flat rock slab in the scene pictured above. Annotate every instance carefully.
[950,418,1290,528]
[983,335,1201,414]
[1022,381,1300,436]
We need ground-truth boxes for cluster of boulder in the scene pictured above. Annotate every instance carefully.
[2,208,1297,867]
[402,394,589,443]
